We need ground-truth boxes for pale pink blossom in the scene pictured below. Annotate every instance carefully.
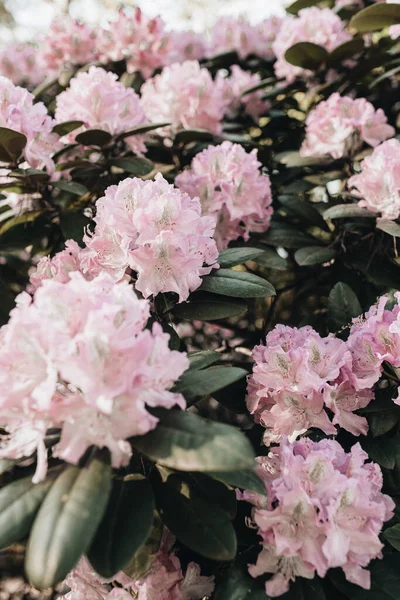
[348,139,400,220]
[30,240,83,291]
[244,438,394,596]
[0,42,44,87]
[140,61,226,136]
[81,173,218,301]
[167,30,207,64]
[209,15,282,60]
[272,8,352,82]
[390,24,400,39]
[216,65,270,122]
[335,0,362,7]
[300,93,394,159]
[55,66,148,156]
[176,141,272,250]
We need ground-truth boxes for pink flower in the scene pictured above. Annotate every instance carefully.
[300,93,394,159]
[348,139,400,220]
[272,8,352,82]
[390,24,400,39]
[81,173,218,301]
[55,66,148,156]
[0,76,61,172]
[209,15,282,60]
[244,438,394,597]
[98,8,171,79]
[140,61,226,136]
[167,30,207,64]
[37,17,98,75]
[0,42,44,87]
[216,65,270,122]
[30,240,83,291]
[175,141,273,250]
[335,0,362,7]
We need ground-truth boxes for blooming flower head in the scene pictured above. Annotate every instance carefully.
[209,15,282,60]
[175,141,273,250]
[272,8,351,82]
[216,65,270,122]
[98,7,171,79]
[300,93,394,159]
[0,42,44,87]
[348,139,400,220]
[29,240,83,292]
[0,76,60,172]
[38,16,98,75]
[167,30,207,64]
[245,438,394,597]
[81,173,218,301]
[55,66,148,156]
[0,272,189,481]
[140,61,226,136]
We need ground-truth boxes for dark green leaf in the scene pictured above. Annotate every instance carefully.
[213,563,267,599]
[328,38,364,63]
[284,42,329,70]
[25,456,112,589]
[279,195,329,230]
[59,211,90,244]
[52,121,84,136]
[183,472,237,519]
[327,282,362,331]
[118,122,170,138]
[294,246,335,266]
[51,180,88,196]
[0,210,44,236]
[286,0,320,15]
[262,222,320,248]
[9,168,50,182]
[174,366,247,405]
[110,157,154,176]
[200,269,275,298]
[210,469,266,495]
[361,437,397,469]
[369,410,399,437]
[173,292,247,321]
[218,247,265,268]
[122,513,163,580]
[75,129,112,147]
[254,248,288,271]
[87,478,155,578]
[0,127,27,162]
[132,408,255,472]
[241,77,276,96]
[188,350,220,371]
[323,204,375,219]
[281,577,327,600]
[174,129,215,143]
[383,524,400,551]
[377,220,400,238]
[350,3,400,33]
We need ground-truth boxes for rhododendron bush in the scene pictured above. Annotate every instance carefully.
[0,1,400,599]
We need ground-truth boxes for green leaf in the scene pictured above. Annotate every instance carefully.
[0,210,44,236]
[210,469,266,495]
[350,3,400,33]
[25,456,112,589]
[32,77,58,100]
[0,474,55,550]
[75,129,112,147]
[9,168,50,182]
[153,473,237,561]
[52,121,84,136]
[281,577,327,600]
[241,77,276,96]
[327,282,362,331]
[172,292,247,321]
[284,42,329,70]
[87,478,155,578]
[122,513,163,580]
[369,410,399,437]
[218,247,265,268]
[383,524,400,551]
[213,564,267,600]
[286,0,320,15]
[132,408,255,472]
[183,472,237,519]
[59,211,90,244]
[262,222,320,248]
[200,269,275,298]
[361,437,397,469]
[275,151,329,168]
[328,38,364,63]
[330,555,400,600]
[0,127,27,162]
[323,204,375,219]
[254,248,288,271]
[51,180,88,196]
[377,220,400,238]
[294,246,335,266]
[110,157,154,176]
[174,129,215,143]
[173,366,247,405]
[278,195,329,230]
[188,350,220,371]
[118,122,170,138]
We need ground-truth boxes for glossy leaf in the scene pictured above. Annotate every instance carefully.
[383,524,400,551]
[51,180,88,196]
[172,292,247,321]
[173,366,247,405]
[209,469,266,495]
[200,269,275,298]
[110,156,154,176]
[75,129,112,147]
[294,246,335,266]
[52,121,84,136]
[327,282,362,331]
[350,3,400,33]
[188,350,220,371]
[323,204,375,219]
[118,122,170,138]
[284,42,328,70]
[0,127,27,162]
[218,247,265,268]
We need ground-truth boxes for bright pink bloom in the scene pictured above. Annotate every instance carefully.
[273,8,351,82]
[81,173,218,301]
[348,139,400,220]
[0,42,44,87]
[209,15,282,60]
[55,66,148,156]
[140,61,226,136]
[0,76,60,172]
[300,93,394,159]
[216,65,270,122]
[175,141,272,250]
[245,438,394,597]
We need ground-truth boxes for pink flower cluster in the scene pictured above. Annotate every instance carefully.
[38,16,98,75]
[300,93,394,159]
[0,42,44,87]
[247,324,374,444]
[65,532,214,599]
[209,15,282,60]
[0,272,189,482]
[348,139,400,220]
[30,240,83,292]
[245,438,394,597]
[176,141,273,250]
[216,65,270,122]
[168,30,207,63]
[272,8,351,82]
[140,61,227,136]
[55,66,148,156]
[81,173,218,301]
[0,76,60,172]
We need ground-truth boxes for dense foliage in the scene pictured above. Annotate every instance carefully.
[0,1,400,598]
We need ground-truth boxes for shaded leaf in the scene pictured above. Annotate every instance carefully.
[173,366,247,405]
[350,3,400,33]
[172,292,247,321]
[118,123,170,138]
[254,248,288,271]
[377,220,400,238]
[188,350,220,371]
[75,129,112,147]
[218,247,265,268]
[59,211,90,245]
[52,121,84,136]
[0,127,27,162]
[110,157,154,176]
[294,246,335,266]
[327,282,362,331]
[262,222,319,248]
[51,180,88,196]
[328,38,364,63]
[200,269,275,298]
[174,129,215,143]
[369,410,399,437]
[279,195,329,230]
[210,469,266,495]
[286,0,320,15]
[323,204,375,219]
[213,563,267,599]
[383,524,400,551]
[284,42,328,70]
[361,437,397,469]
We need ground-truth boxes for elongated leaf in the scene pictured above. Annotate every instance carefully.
[52,121,84,136]
[209,469,266,495]
[218,247,265,268]
[118,122,170,138]
[87,478,155,578]
[295,246,335,266]
[369,410,399,437]
[213,564,269,600]
[262,222,319,248]
[285,42,328,70]
[350,3,400,33]
[286,0,320,15]
[122,513,163,580]
[173,366,247,405]
[25,457,112,589]
[200,269,275,298]
[0,127,27,162]
[279,195,329,231]
[110,157,154,176]
[75,129,112,147]
[153,474,237,561]
[327,282,362,331]
[51,180,88,196]
[173,292,247,321]
[241,77,275,96]
[0,474,55,550]
[383,524,400,551]
[275,151,329,168]
[377,220,400,238]
[361,437,397,469]
[175,129,214,143]
[328,38,364,63]
[132,408,255,472]
[254,248,288,271]
[0,210,44,236]
[188,350,220,371]
[323,204,375,219]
